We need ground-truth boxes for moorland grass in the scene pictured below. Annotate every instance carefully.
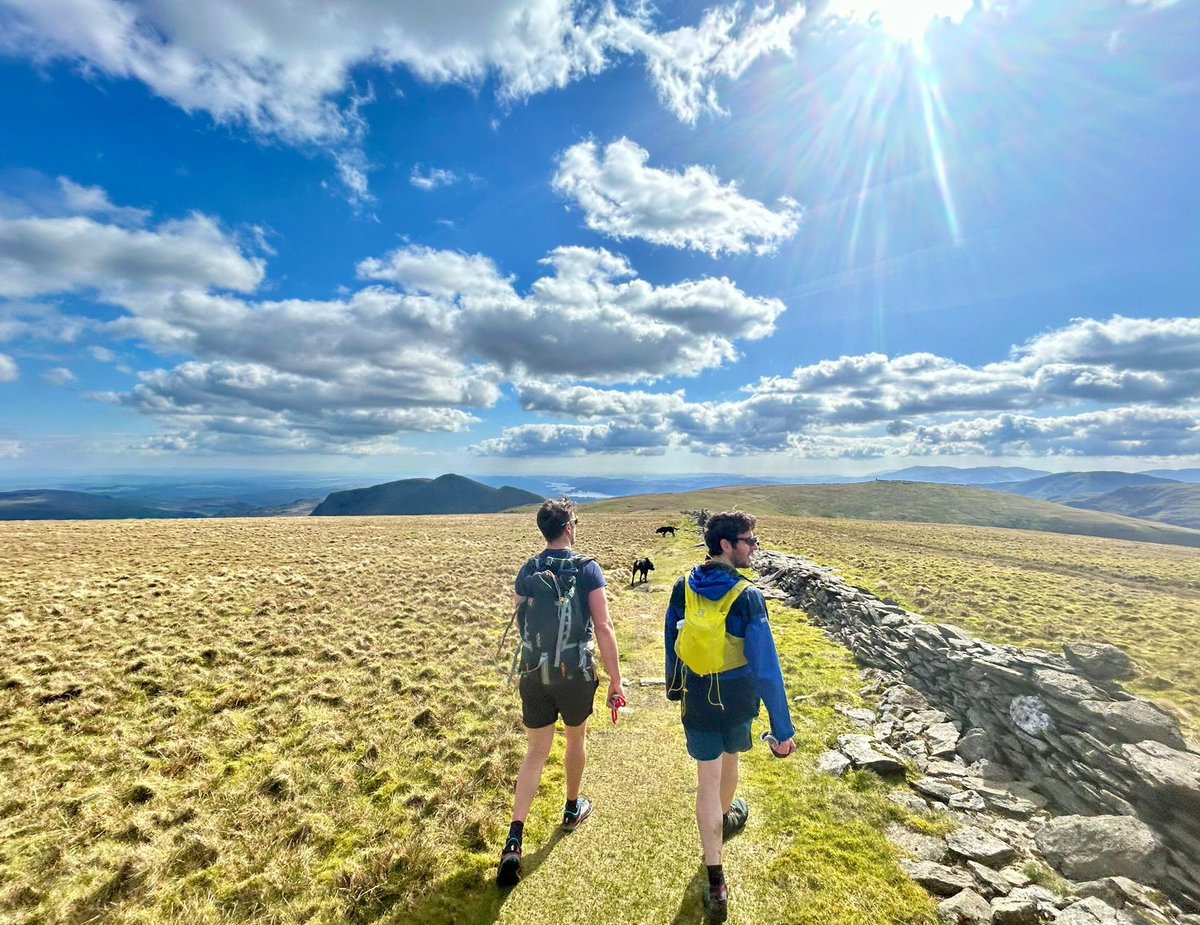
[0,513,942,924]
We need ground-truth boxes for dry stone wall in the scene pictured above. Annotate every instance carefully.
[750,548,1200,912]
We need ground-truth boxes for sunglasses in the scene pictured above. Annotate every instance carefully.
[734,535,759,548]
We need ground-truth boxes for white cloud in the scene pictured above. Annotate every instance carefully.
[0,353,17,381]
[410,166,460,190]
[358,243,784,382]
[0,2,806,195]
[41,366,76,386]
[88,345,117,362]
[475,315,1200,459]
[0,213,265,299]
[0,439,23,458]
[57,177,150,226]
[629,3,807,123]
[553,138,801,255]
[0,302,87,343]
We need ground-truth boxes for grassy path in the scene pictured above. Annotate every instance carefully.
[410,528,939,925]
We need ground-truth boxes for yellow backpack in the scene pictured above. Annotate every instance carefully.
[676,580,750,675]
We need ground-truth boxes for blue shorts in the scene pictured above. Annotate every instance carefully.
[683,719,754,761]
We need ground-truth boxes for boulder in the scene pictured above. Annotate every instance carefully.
[1034,815,1166,882]
[914,777,962,802]
[928,722,963,759]
[946,826,1016,867]
[886,823,948,862]
[990,887,1058,925]
[1032,670,1105,705]
[902,860,974,896]
[958,728,994,764]
[837,734,906,774]
[1062,643,1137,681]
[816,750,852,777]
[949,790,987,812]
[1074,701,1185,749]
[938,888,993,924]
[1054,897,1136,925]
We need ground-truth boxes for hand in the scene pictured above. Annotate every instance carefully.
[770,737,796,759]
[607,678,624,705]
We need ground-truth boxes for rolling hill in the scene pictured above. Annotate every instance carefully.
[874,465,1050,484]
[1067,483,1200,531]
[310,473,544,516]
[985,470,1179,503]
[578,480,1200,548]
[0,490,204,521]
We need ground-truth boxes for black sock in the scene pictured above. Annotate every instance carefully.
[565,798,579,814]
[707,865,724,887]
[507,821,524,843]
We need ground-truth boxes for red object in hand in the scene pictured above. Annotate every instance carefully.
[609,694,627,724]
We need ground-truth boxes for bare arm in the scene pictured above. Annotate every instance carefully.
[588,586,624,701]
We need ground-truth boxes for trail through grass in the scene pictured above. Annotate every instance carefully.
[407,523,937,925]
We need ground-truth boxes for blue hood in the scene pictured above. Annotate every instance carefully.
[687,562,745,601]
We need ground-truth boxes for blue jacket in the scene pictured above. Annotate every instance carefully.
[665,561,795,741]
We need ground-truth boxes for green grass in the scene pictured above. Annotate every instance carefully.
[7,507,1193,923]
[0,514,943,924]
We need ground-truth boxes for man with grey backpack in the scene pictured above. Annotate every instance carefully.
[497,498,624,887]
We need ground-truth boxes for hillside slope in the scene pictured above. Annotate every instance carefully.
[311,473,544,516]
[0,489,204,521]
[987,470,1178,502]
[1068,483,1200,531]
[580,480,1200,548]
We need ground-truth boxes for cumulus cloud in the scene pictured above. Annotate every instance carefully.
[475,315,1200,460]
[553,138,800,255]
[0,302,87,343]
[0,352,17,381]
[0,1,807,195]
[88,345,117,362]
[85,234,777,452]
[41,366,76,386]
[0,212,264,299]
[357,243,784,382]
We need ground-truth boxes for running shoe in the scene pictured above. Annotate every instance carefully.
[722,797,748,841]
[561,796,592,831]
[703,881,729,924]
[496,837,522,887]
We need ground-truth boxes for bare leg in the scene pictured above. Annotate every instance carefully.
[563,719,588,800]
[511,724,556,823]
[696,756,724,866]
[719,752,739,814]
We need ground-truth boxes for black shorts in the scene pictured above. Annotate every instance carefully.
[519,673,599,729]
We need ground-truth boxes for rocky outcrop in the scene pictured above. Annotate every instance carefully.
[750,548,1200,913]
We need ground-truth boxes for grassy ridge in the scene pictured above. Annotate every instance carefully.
[580,480,1200,548]
[3,511,1194,923]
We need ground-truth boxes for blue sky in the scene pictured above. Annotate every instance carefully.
[0,0,1197,479]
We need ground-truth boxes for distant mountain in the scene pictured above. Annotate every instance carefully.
[986,470,1179,503]
[582,481,1200,549]
[1143,469,1200,484]
[311,474,543,516]
[1067,483,1200,531]
[873,466,1051,485]
[0,490,205,521]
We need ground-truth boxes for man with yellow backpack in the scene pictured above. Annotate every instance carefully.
[665,510,796,924]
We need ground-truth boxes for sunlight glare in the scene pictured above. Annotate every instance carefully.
[828,0,974,44]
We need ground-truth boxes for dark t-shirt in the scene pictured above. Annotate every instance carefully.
[514,548,606,620]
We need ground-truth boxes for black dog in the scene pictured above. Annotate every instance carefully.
[655,525,676,537]
[631,557,655,585]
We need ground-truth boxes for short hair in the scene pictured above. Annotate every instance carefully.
[537,498,576,542]
[704,510,756,556]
